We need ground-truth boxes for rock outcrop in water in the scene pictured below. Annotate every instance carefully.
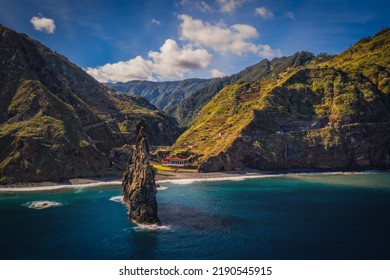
[122,120,161,225]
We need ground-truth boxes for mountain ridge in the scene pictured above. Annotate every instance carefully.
[108,51,316,127]
[107,78,209,114]
[0,24,180,184]
[170,28,390,172]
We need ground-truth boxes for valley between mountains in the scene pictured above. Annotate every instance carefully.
[1,24,389,184]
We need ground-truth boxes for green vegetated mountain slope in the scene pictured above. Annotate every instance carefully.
[171,29,390,172]
[0,25,180,184]
[107,78,209,113]
[173,51,316,126]
[108,51,315,127]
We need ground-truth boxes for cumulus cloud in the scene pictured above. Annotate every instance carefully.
[285,11,295,20]
[151,19,161,25]
[86,39,212,83]
[255,7,274,20]
[179,15,257,55]
[179,14,281,58]
[210,69,225,78]
[148,39,211,79]
[258,45,282,59]
[217,0,248,13]
[86,56,154,83]
[30,16,56,33]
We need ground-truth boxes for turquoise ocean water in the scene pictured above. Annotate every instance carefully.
[0,172,389,260]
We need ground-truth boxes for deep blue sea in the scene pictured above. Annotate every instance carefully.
[1,172,389,260]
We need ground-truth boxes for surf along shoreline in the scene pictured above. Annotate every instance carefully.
[0,169,385,192]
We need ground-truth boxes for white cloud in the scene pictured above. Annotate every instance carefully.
[217,0,248,13]
[151,19,161,25]
[86,39,212,83]
[30,16,56,33]
[210,69,225,78]
[255,7,274,20]
[285,11,295,20]
[179,14,281,58]
[148,39,212,79]
[86,56,154,83]
[179,15,257,55]
[197,1,213,13]
[180,0,191,6]
[258,45,282,59]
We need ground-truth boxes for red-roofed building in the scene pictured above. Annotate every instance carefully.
[162,157,188,167]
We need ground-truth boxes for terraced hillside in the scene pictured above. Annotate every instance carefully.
[109,51,315,127]
[171,29,390,172]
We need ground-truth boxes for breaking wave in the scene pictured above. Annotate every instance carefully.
[157,171,384,185]
[133,223,171,232]
[0,180,122,192]
[158,176,269,185]
[22,201,63,210]
[109,196,124,203]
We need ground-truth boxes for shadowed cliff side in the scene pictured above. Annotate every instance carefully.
[0,24,180,184]
[122,120,160,225]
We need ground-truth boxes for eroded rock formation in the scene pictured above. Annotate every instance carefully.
[122,120,161,225]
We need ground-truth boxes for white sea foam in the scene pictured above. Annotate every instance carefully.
[22,200,63,209]
[0,170,384,193]
[157,174,279,185]
[109,196,124,203]
[157,186,168,191]
[133,223,171,232]
[157,171,384,185]
[0,180,122,193]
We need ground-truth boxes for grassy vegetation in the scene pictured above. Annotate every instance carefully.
[173,51,316,127]
[170,29,390,166]
[151,163,197,173]
[171,83,258,161]
[0,24,182,183]
[323,28,390,94]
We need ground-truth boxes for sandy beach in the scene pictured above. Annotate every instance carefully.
[0,169,384,192]
[0,170,276,191]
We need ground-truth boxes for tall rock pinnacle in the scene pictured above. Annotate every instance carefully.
[122,120,161,225]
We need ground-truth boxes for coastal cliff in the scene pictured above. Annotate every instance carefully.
[122,120,160,225]
[171,28,390,172]
[0,25,180,184]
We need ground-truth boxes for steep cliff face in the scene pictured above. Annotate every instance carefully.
[172,51,316,126]
[108,52,315,127]
[122,120,160,225]
[198,122,390,172]
[0,25,180,184]
[172,29,390,172]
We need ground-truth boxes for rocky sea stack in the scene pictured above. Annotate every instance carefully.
[122,120,161,225]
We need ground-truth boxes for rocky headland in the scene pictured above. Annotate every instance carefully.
[122,120,161,225]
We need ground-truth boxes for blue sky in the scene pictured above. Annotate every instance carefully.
[1,0,389,82]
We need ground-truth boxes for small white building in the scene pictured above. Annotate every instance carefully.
[162,157,188,167]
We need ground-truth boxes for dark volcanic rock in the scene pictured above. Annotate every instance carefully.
[177,29,390,173]
[0,24,180,184]
[122,120,160,225]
